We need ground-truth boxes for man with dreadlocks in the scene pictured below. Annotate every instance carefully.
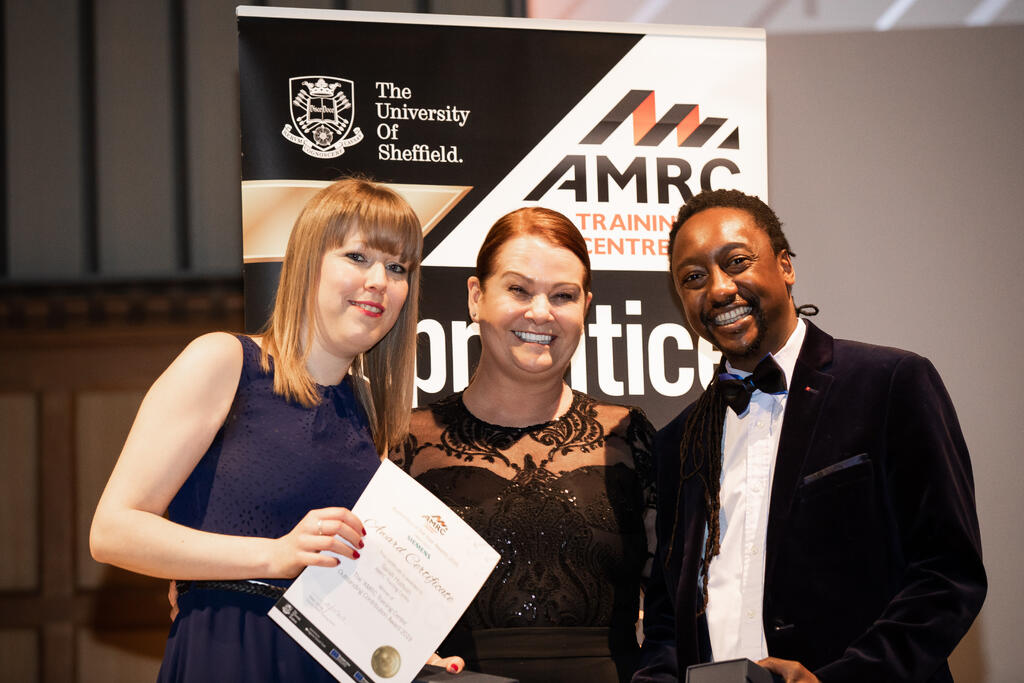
[632,190,985,683]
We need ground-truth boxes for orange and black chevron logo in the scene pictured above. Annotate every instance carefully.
[581,90,739,149]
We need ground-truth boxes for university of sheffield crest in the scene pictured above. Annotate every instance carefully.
[281,76,364,159]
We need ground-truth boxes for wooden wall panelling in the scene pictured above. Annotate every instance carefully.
[0,312,242,681]
[76,628,163,683]
[40,389,75,683]
[0,629,39,682]
[0,393,38,589]
[75,390,147,591]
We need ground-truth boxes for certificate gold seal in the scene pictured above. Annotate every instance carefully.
[371,645,401,678]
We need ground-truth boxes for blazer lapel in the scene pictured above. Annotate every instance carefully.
[679,459,710,662]
[765,321,834,581]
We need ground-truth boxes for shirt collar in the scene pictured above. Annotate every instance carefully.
[724,318,806,391]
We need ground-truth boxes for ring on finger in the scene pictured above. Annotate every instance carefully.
[317,518,323,536]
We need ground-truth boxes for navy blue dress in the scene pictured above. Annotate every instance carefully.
[158,335,380,681]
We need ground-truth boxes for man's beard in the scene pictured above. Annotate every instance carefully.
[701,294,767,361]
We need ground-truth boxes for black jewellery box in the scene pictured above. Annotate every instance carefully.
[685,658,782,683]
[414,664,518,683]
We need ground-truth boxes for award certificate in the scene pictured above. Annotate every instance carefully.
[269,460,500,683]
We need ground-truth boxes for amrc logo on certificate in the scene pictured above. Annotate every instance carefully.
[282,76,364,158]
[421,514,448,536]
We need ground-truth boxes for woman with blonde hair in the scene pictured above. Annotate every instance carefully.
[90,178,422,681]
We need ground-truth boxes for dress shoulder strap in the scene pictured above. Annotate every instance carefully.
[233,334,271,384]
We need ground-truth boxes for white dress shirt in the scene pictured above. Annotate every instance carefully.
[706,319,807,662]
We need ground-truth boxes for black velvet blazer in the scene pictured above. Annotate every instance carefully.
[634,321,986,683]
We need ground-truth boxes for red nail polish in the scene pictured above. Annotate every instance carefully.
[450,664,459,673]
[352,550,360,559]
[362,527,367,536]
[358,539,365,549]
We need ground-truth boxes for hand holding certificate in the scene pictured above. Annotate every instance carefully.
[270,460,501,683]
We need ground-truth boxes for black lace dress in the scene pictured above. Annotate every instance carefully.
[395,390,655,683]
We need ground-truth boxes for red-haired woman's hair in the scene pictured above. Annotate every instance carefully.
[476,207,591,291]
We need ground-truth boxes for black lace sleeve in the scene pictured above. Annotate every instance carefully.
[626,407,657,507]
[390,432,415,472]
[389,403,440,473]
[625,407,658,582]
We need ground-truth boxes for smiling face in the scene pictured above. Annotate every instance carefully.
[468,234,592,383]
[311,231,410,372]
[671,207,797,371]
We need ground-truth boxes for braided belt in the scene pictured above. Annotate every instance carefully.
[176,579,286,600]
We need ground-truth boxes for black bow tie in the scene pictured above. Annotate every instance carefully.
[718,355,787,414]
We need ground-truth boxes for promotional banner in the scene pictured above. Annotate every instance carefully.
[238,7,766,427]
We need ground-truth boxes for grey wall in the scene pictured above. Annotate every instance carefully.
[4,0,245,280]
[767,25,1024,682]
